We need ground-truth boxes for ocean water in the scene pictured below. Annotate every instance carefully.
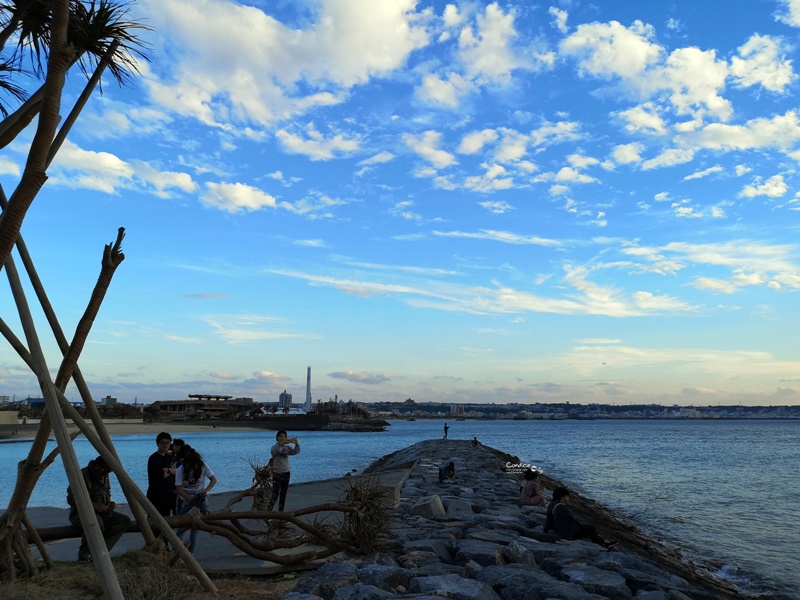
[1,419,797,599]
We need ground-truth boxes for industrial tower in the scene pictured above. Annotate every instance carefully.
[305,366,312,412]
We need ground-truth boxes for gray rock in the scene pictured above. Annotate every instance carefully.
[447,498,474,516]
[403,538,454,563]
[633,591,668,600]
[291,562,360,599]
[466,529,516,544]
[357,564,412,591]
[561,564,633,599]
[475,564,607,600]
[409,573,501,600]
[331,583,395,600]
[502,540,537,567]
[410,495,446,518]
[464,559,484,578]
[667,592,695,600]
[410,562,469,577]
[397,550,441,568]
[455,538,507,567]
[283,594,324,600]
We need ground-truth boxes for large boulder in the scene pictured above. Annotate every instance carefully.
[409,573,501,600]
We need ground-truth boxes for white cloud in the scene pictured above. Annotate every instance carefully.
[275,123,360,160]
[49,141,196,197]
[418,72,471,107]
[739,174,788,198]
[457,129,499,154]
[478,200,514,214]
[641,147,696,170]
[683,165,723,181]
[560,20,661,80]
[693,111,800,152]
[730,34,796,92]
[442,3,464,28]
[494,129,529,162]
[432,229,561,246]
[403,130,458,168]
[142,0,430,128]
[554,166,597,183]
[458,3,525,85]
[549,7,568,34]
[530,120,583,146]
[776,0,800,27]
[660,46,731,121]
[617,103,667,135]
[612,142,644,165]
[200,182,277,213]
[0,156,21,176]
[359,151,395,165]
[463,164,514,192]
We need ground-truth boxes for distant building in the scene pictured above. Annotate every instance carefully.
[148,394,253,421]
[279,390,293,408]
[101,395,117,407]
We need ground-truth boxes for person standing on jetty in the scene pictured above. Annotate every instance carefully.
[443,422,449,439]
[175,448,217,553]
[519,468,548,507]
[270,430,300,511]
[146,432,177,520]
[545,486,617,550]
[67,456,131,562]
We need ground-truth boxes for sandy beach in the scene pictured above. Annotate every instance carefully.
[0,419,262,440]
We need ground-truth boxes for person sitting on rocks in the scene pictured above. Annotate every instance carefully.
[438,461,455,484]
[471,437,481,448]
[519,468,547,507]
[544,486,617,550]
[66,455,132,562]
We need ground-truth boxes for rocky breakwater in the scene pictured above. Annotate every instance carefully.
[286,439,759,600]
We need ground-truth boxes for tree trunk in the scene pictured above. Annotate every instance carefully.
[0,0,73,274]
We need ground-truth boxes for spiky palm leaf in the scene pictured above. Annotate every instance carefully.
[336,476,392,553]
[69,0,151,85]
[0,0,55,64]
[0,60,28,116]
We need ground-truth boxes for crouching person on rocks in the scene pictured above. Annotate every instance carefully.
[66,455,131,562]
[544,486,617,550]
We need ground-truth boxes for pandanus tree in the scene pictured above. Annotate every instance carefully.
[0,2,218,596]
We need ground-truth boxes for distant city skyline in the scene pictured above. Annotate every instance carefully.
[2,1,800,406]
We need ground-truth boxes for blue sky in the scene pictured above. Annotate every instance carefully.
[2,0,800,406]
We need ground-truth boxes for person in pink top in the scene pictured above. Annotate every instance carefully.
[519,468,547,507]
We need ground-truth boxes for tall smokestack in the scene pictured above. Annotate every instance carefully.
[305,366,312,412]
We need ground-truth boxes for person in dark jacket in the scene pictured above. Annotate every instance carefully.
[146,431,176,517]
[66,456,131,561]
[544,486,617,550]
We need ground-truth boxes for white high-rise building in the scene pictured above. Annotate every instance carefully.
[305,366,312,412]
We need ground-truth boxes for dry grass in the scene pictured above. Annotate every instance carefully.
[0,551,302,600]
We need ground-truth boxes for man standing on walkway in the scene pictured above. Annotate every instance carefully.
[66,456,131,561]
[146,431,176,518]
[443,422,449,439]
[270,430,300,511]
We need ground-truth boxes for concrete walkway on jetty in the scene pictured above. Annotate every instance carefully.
[26,466,414,574]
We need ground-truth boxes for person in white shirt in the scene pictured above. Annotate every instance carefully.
[175,448,217,553]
